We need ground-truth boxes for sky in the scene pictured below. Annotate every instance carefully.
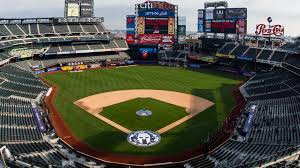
[0,0,300,36]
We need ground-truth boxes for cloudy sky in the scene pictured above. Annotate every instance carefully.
[1,0,300,36]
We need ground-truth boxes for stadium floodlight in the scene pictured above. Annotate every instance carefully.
[0,146,12,168]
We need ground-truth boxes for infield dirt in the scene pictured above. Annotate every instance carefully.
[74,89,214,134]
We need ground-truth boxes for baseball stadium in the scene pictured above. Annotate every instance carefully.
[0,0,300,168]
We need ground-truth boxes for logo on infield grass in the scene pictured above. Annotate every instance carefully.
[127,131,161,147]
[136,109,152,117]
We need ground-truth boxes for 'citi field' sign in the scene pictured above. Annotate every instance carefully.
[137,1,176,11]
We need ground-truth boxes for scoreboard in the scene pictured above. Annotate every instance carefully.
[126,1,177,45]
[145,18,169,34]
[198,8,247,34]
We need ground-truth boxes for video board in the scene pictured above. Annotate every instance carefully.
[67,3,80,17]
[135,1,177,45]
[126,15,135,44]
[80,4,93,17]
[145,18,168,34]
[197,8,247,34]
[65,0,94,17]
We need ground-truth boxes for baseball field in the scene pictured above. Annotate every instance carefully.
[43,66,242,156]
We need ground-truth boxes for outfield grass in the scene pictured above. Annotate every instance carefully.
[101,98,188,131]
[43,66,242,155]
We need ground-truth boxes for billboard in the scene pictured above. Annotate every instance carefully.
[198,19,204,33]
[139,48,157,54]
[198,8,247,34]
[138,17,145,34]
[126,15,135,44]
[225,8,247,19]
[178,25,186,36]
[67,3,80,17]
[255,24,284,36]
[138,34,174,45]
[80,4,93,17]
[210,20,236,33]
[168,17,175,35]
[138,9,175,17]
[237,19,246,34]
[198,10,205,19]
[134,1,177,45]
[214,9,225,20]
[126,15,135,34]
[205,20,211,32]
[205,9,214,20]
[137,1,176,12]
[145,18,168,34]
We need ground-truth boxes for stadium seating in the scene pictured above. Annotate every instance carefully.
[114,39,128,48]
[81,24,98,33]
[18,24,30,34]
[38,24,55,34]
[240,48,261,60]
[73,43,89,50]
[284,53,300,69]
[257,49,274,61]
[217,43,236,55]
[231,45,249,57]
[0,25,11,36]
[269,51,287,62]
[0,66,76,167]
[0,52,11,60]
[54,24,70,34]
[87,43,104,50]
[0,22,107,38]
[180,68,300,168]
[0,18,130,168]
[68,24,83,33]
[5,25,24,36]
[29,24,39,35]
[47,44,61,53]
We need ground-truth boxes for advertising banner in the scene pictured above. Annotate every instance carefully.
[178,25,186,36]
[198,10,204,19]
[126,15,135,35]
[126,34,135,44]
[137,1,176,12]
[33,70,45,75]
[47,67,61,72]
[214,9,225,20]
[168,17,175,35]
[237,19,246,34]
[126,16,135,28]
[205,20,212,32]
[255,24,284,36]
[61,66,73,71]
[145,18,168,34]
[198,19,204,33]
[225,8,247,19]
[67,3,80,17]
[138,34,174,45]
[32,108,46,132]
[80,4,93,17]
[137,17,145,34]
[210,20,236,33]
[138,9,175,17]
[139,48,157,54]
[205,9,214,20]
